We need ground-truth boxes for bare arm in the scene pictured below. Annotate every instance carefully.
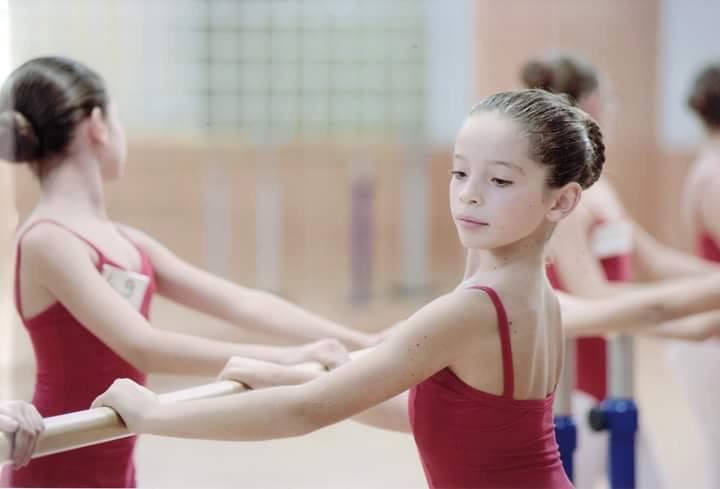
[551,207,720,332]
[218,355,411,433]
[24,226,342,376]
[559,273,720,337]
[699,174,720,250]
[123,226,375,350]
[644,310,720,341]
[93,290,490,440]
[631,224,718,280]
[550,208,617,298]
[351,392,411,433]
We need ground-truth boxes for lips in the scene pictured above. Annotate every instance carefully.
[456,216,488,226]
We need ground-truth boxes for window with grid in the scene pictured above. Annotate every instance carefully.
[185,0,428,141]
[9,0,428,141]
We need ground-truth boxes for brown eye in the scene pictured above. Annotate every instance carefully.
[450,170,467,179]
[491,178,513,187]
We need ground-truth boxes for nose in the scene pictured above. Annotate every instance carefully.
[459,186,482,206]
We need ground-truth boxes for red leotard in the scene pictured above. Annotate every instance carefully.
[699,232,720,262]
[1,220,155,488]
[546,220,633,401]
[409,286,572,489]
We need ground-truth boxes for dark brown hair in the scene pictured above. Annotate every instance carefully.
[0,56,108,175]
[688,63,720,130]
[471,89,605,189]
[521,54,599,103]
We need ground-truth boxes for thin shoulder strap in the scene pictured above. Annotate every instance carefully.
[114,225,150,273]
[114,225,144,257]
[469,285,514,398]
[14,219,106,318]
[17,219,106,257]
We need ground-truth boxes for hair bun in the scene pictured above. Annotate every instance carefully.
[688,64,720,130]
[521,60,554,91]
[0,110,41,163]
[582,116,605,188]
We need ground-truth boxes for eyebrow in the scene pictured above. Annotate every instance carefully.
[453,154,526,175]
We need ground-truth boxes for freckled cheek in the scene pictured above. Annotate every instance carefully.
[495,194,533,215]
[492,196,543,230]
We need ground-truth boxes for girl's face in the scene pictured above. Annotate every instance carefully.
[450,111,567,252]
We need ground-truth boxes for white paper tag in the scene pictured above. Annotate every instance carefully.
[101,264,150,311]
[590,221,634,259]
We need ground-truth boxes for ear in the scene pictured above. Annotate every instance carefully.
[87,107,109,145]
[546,182,582,222]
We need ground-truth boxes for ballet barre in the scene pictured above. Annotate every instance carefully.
[0,349,373,465]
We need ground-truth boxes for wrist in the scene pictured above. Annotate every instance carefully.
[345,331,374,350]
[136,402,160,434]
[277,346,303,365]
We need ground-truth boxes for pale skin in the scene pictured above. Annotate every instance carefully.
[225,127,720,429]
[684,130,720,248]
[673,100,720,489]
[14,102,376,379]
[546,88,720,341]
[0,402,44,468]
[558,280,720,340]
[92,109,585,440]
[0,164,16,285]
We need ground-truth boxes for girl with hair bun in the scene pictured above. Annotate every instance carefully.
[0,56,377,488]
[522,53,720,489]
[96,88,604,489]
[673,61,720,489]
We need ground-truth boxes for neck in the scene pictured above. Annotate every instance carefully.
[709,129,720,145]
[38,155,107,220]
[462,227,550,284]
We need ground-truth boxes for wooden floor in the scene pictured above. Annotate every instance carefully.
[1,296,711,488]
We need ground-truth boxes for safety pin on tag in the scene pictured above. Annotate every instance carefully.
[590,221,634,259]
[101,264,150,311]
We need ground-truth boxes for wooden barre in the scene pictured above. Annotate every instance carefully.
[0,380,249,465]
[0,350,374,465]
[1,341,580,465]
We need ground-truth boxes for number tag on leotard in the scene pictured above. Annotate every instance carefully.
[590,221,634,259]
[101,264,149,311]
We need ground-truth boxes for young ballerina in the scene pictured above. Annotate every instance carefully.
[522,53,720,489]
[669,62,720,489]
[93,88,604,489]
[521,52,719,396]
[0,401,44,469]
[0,56,373,487]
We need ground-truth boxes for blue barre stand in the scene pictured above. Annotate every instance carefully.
[589,335,638,489]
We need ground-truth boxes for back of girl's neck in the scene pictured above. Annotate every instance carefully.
[36,189,108,222]
[37,161,107,221]
[34,199,109,222]
[709,130,720,147]
[701,133,720,164]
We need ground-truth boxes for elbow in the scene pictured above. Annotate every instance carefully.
[689,326,718,342]
[695,332,715,342]
[562,322,581,338]
[644,300,672,324]
[674,329,714,343]
[287,388,331,437]
[121,333,159,374]
[123,345,153,374]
